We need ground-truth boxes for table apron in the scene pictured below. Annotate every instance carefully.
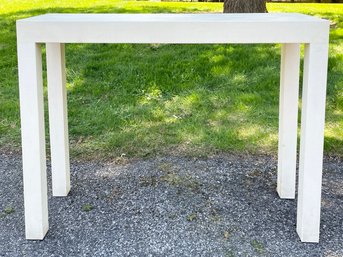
[16,22,329,44]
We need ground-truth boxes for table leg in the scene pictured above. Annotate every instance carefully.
[297,43,329,243]
[17,42,49,240]
[46,43,70,196]
[277,43,300,199]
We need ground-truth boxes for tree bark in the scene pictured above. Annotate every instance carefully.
[224,0,267,13]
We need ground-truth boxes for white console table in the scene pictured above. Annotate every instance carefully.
[16,13,329,242]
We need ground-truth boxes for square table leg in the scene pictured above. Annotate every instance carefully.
[277,43,300,199]
[46,43,70,197]
[297,42,329,243]
[17,42,49,240]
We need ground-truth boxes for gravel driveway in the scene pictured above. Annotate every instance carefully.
[0,152,342,257]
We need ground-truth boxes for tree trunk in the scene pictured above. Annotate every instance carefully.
[224,0,267,13]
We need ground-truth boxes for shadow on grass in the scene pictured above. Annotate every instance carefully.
[64,42,283,157]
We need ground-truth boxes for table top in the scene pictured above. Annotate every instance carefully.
[16,13,330,44]
[18,13,327,24]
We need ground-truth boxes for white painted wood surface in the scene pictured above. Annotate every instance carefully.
[46,43,71,197]
[16,13,329,44]
[297,43,329,243]
[277,43,300,199]
[17,42,49,239]
[16,13,330,242]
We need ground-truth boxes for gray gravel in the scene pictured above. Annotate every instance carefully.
[0,152,342,257]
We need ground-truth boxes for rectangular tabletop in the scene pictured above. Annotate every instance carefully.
[16,13,329,44]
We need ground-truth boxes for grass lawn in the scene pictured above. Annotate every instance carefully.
[0,1,342,159]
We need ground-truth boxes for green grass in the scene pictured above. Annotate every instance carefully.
[81,203,94,212]
[0,1,342,159]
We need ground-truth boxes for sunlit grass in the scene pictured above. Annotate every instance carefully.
[0,1,342,158]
